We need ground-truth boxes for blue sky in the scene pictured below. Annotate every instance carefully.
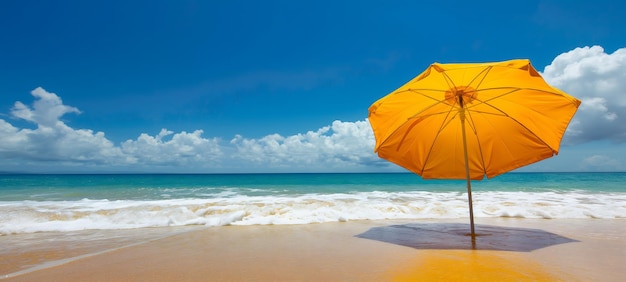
[1,0,626,173]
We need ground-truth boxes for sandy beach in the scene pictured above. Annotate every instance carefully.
[2,218,625,281]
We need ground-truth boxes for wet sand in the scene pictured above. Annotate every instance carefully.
[2,218,625,281]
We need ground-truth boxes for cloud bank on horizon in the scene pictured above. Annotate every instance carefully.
[1,46,625,173]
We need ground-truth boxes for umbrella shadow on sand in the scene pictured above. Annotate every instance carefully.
[356,223,578,252]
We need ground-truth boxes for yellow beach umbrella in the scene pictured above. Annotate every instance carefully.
[368,59,581,238]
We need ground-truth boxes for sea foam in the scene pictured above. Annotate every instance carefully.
[1,191,625,235]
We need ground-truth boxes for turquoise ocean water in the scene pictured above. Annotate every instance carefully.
[1,172,625,235]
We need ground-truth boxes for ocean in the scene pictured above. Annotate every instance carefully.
[1,172,625,235]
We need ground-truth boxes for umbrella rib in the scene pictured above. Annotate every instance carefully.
[471,87,571,127]
[388,98,460,176]
[439,71,459,90]
[374,89,451,154]
[392,98,452,149]
[469,89,558,153]
[420,66,492,178]
[468,86,576,109]
[403,88,446,101]
[420,103,460,176]
[465,104,557,178]
[467,66,492,90]
[377,66,574,175]
[463,108,488,177]
[459,82,565,177]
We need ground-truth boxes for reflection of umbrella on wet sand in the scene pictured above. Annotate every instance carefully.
[368,60,581,240]
[356,223,578,252]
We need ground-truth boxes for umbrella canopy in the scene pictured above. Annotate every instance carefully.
[368,59,581,238]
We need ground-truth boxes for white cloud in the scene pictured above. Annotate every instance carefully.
[11,87,81,128]
[580,154,624,171]
[230,120,384,171]
[121,129,222,166]
[4,45,626,173]
[541,46,626,143]
[0,87,123,164]
[0,88,222,171]
[0,87,384,172]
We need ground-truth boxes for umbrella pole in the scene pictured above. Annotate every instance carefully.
[459,103,476,241]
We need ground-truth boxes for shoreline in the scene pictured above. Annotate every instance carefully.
[3,218,625,281]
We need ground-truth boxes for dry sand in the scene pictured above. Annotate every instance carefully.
[2,218,625,281]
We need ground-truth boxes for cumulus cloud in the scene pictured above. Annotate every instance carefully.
[0,87,222,171]
[580,154,624,171]
[542,46,626,143]
[0,87,385,172]
[0,87,123,164]
[4,45,625,172]
[230,120,384,171]
[121,129,222,166]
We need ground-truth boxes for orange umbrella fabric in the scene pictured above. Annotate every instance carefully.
[368,59,581,238]
[369,59,581,180]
